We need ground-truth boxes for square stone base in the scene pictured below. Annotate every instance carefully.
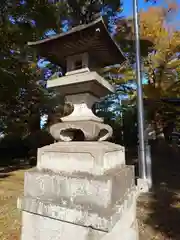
[37,141,125,175]
[18,141,139,239]
[20,196,139,240]
[21,211,106,240]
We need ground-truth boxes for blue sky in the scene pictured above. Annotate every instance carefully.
[123,0,180,21]
[123,0,152,16]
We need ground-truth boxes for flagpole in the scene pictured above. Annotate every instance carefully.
[133,0,146,180]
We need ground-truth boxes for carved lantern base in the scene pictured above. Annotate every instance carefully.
[47,70,115,142]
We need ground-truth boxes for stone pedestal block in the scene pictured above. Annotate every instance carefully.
[18,187,137,232]
[21,211,106,240]
[18,142,138,240]
[23,166,134,208]
[19,187,138,240]
[37,142,125,175]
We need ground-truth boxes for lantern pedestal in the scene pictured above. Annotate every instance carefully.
[18,142,138,240]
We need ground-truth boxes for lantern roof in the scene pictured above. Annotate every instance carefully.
[28,17,126,69]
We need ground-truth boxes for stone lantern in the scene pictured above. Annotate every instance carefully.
[17,17,138,240]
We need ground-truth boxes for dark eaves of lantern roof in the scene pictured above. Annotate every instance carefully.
[27,17,126,69]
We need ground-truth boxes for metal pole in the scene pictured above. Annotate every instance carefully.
[133,0,146,179]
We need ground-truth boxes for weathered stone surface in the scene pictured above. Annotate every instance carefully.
[47,72,115,141]
[20,202,138,240]
[50,121,113,142]
[47,71,115,142]
[37,142,125,175]
[61,93,103,123]
[21,211,106,240]
[47,71,115,98]
[101,199,139,240]
[18,187,137,232]
[23,166,135,208]
[137,178,150,194]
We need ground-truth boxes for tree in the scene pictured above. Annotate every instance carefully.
[115,5,180,139]
[140,6,180,134]
[53,0,122,28]
[0,1,60,135]
[0,0,125,137]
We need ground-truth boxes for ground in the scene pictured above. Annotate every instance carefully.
[0,170,24,240]
[137,142,180,239]
[0,143,180,239]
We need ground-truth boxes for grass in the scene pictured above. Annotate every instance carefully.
[1,143,180,240]
[0,170,25,240]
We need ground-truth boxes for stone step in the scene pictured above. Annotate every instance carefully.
[18,187,137,232]
[37,141,125,175]
[21,211,106,240]
[24,166,135,208]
